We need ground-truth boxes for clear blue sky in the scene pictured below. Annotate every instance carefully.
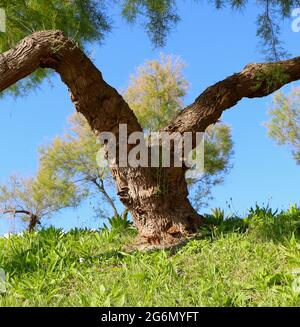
[0,2,299,234]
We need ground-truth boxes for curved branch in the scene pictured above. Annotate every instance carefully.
[166,58,300,135]
[2,209,32,216]
[0,30,142,137]
[2,30,300,150]
[2,209,40,232]
[91,176,119,217]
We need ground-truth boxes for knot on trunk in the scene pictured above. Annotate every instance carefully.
[117,186,132,205]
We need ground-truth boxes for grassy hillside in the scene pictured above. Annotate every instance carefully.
[0,205,300,307]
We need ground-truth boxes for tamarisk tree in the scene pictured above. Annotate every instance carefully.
[39,112,122,219]
[0,173,82,232]
[267,88,300,164]
[1,1,300,247]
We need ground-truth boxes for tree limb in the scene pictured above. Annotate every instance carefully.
[91,176,119,218]
[2,209,32,216]
[0,30,142,137]
[166,59,300,135]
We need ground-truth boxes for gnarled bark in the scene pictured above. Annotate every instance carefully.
[1,30,300,247]
[113,166,204,247]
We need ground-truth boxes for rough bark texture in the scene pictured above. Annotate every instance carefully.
[1,30,300,247]
[113,166,204,247]
[165,61,300,135]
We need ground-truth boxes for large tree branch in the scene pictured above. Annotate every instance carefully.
[0,30,142,137]
[166,59,300,134]
[2,30,300,149]
[2,209,32,216]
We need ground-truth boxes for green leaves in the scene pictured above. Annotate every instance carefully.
[0,268,6,294]
[212,0,297,60]
[103,213,132,232]
[124,54,188,132]
[0,0,298,99]
[121,0,179,47]
[38,112,116,219]
[266,87,300,164]
[0,171,82,230]
[254,63,290,92]
[189,123,234,209]
[0,0,110,51]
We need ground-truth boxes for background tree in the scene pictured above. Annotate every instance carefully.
[39,113,122,219]
[266,87,300,164]
[0,172,82,232]
[123,54,188,132]
[189,124,233,210]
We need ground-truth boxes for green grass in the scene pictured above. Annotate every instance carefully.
[0,205,300,307]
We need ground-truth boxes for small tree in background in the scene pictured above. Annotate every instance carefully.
[267,88,300,164]
[189,124,233,210]
[124,54,188,132]
[39,113,122,219]
[0,172,82,232]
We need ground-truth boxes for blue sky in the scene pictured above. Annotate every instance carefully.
[0,2,299,234]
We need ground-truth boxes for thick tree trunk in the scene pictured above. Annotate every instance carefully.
[27,214,40,233]
[2,30,300,247]
[113,166,204,246]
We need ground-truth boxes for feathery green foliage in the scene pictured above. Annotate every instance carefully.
[190,123,233,209]
[0,172,82,230]
[0,0,111,96]
[254,63,290,92]
[124,54,188,132]
[266,87,300,164]
[120,0,179,47]
[0,0,298,95]
[38,113,119,219]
